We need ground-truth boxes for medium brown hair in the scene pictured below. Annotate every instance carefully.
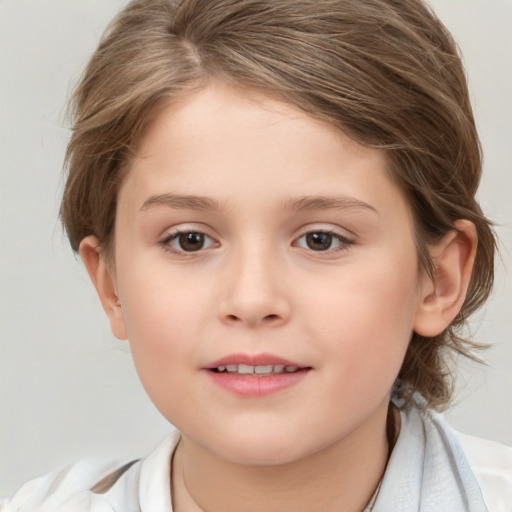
[61,0,496,409]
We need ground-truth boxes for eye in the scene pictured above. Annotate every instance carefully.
[295,230,351,252]
[160,230,217,253]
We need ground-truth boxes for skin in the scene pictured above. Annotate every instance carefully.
[81,83,477,511]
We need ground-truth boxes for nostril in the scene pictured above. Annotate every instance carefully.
[225,313,279,324]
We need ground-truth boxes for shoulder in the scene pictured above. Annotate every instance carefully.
[455,431,512,512]
[0,458,140,512]
[392,394,512,511]
[0,431,180,512]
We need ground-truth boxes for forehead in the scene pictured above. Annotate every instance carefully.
[120,83,411,225]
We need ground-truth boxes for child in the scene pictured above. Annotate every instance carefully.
[3,0,511,510]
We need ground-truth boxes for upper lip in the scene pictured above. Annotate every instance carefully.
[204,353,307,369]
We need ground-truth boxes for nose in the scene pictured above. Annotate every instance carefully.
[217,247,291,328]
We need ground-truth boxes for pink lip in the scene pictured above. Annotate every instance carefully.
[204,353,304,369]
[203,353,311,397]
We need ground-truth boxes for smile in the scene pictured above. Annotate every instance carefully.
[213,364,300,375]
[205,354,311,397]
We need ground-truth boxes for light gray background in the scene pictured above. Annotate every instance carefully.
[1,0,511,499]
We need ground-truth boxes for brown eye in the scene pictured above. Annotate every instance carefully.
[305,232,334,251]
[178,232,205,251]
[295,230,351,253]
[160,229,218,255]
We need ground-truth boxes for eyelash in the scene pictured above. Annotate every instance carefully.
[294,230,354,254]
[158,230,218,255]
[158,228,354,256]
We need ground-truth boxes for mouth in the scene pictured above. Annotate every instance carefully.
[204,354,311,396]
[212,364,303,376]
[205,353,310,375]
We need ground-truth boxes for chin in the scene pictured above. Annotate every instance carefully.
[199,424,332,467]
[217,442,307,466]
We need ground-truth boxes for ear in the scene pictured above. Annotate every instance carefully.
[413,220,477,337]
[79,235,127,340]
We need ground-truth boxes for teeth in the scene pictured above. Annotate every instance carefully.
[215,364,301,375]
[254,365,273,374]
[238,364,254,374]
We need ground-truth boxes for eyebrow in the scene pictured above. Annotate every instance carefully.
[283,196,379,215]
[139,193,378,216]
[140,194,224,212]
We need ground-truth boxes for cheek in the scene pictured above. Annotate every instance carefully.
[116,245,213,336]
[302,251,420,382]
[116,268,212,398]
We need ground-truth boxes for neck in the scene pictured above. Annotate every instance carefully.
[172,400,397,512]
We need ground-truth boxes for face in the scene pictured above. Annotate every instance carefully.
[106,84,430,465]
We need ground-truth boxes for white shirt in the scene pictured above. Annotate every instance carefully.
[2,408,511,511]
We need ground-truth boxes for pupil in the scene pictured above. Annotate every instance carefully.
[179,232,204,251]
[306,232,332,251]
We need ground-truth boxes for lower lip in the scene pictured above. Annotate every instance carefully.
[205,369,310,397]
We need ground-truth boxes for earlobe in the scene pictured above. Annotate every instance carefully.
[79,235,128,340]
[413,220,477,337]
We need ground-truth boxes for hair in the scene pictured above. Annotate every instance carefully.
[61,0,496,409]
